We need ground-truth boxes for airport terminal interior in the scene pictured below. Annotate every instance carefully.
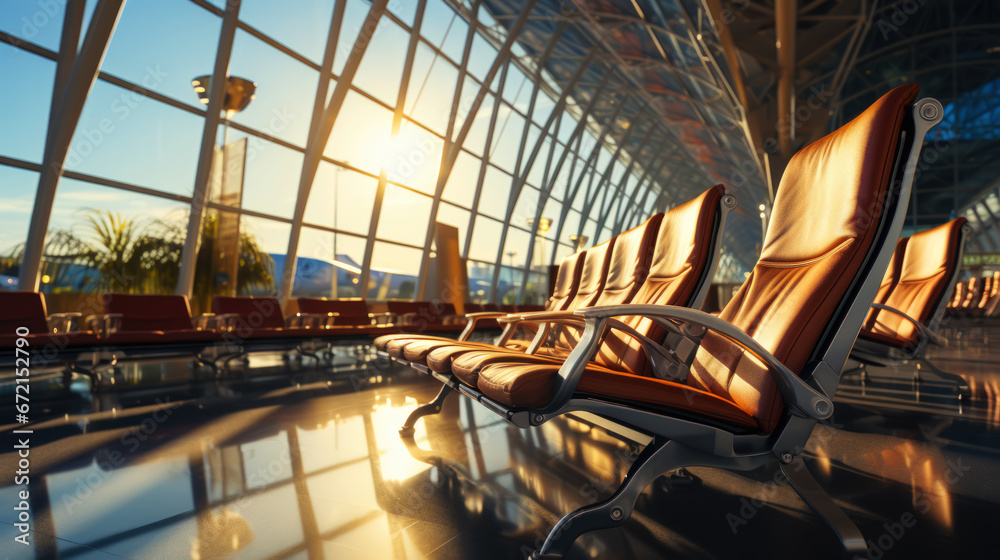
[1,0,999,558]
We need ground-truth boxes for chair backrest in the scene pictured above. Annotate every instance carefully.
[547,251,586,311]
[0,291,50,334]
[959,277,982,311]
[864,237,908,329]
[986,272,1000,316]
[563,238,616,311]
[548,214,661,359]
[865,218,967,343]
[600,186,728,374]
[213,296,286,329]
[689,84,925,434]
[297,298,370,326]
[105,294,194,331]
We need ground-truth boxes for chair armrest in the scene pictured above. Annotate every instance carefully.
[870,303,947,347]
[498,310,576,323]
[544,304,833,421]
[458,312,511,341]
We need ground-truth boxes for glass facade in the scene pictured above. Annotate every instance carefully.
[0,0,762,312]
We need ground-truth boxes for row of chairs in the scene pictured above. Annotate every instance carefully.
[377,84,941,559]
[0,293,511,386]
[947,271,1000,318]
[849,219,970,391]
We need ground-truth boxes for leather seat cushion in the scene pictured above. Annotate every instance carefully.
[475,361,758,430]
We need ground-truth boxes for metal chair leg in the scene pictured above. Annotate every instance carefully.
[399,383,454,437]
[531,437,769,559]
[915,357,969,394]
[781,456,868,560]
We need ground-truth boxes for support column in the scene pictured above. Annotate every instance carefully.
[414,0,538,300]
[279,0,388,304]
[175,0,242,297]
[19,0,125,291]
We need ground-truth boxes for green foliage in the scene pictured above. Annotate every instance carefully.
[2,210,274,304]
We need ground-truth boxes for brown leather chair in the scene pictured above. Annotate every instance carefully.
[371,246,588,357]
[400,85,943,559]
[385,209,665,375]
[430,186,730,387]
[849,219,969,391]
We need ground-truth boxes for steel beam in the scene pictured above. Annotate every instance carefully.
[414,0,537,299]
[462,57,512,260]
[359,0,427,298]
[276,0,348,303]
[488,46,600,301]
[20,0,125,291]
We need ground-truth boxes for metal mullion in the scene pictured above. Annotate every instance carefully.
[414,0,538,299]
[359,0,428,298]
[512,22,569,179]
[581,106,649,233]
[548,95,630,260]
[47,0,84,143]
[517,74,614,290]
[20,0,126,291]
[489,46,600,301]
[616,150,672,235]
[276,0,348,302]
[594,124,658,233]
[514,110,564,302]
[610,147,663,236]
[463,57,513,260]
[279,0,388,302]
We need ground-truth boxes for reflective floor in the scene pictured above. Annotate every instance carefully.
[1,345,999,560]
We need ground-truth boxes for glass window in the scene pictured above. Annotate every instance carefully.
[101,0,222,108]
[420,0,458,51]
[553,242,575,264]
[490,104,524,173]
[461,88,494,157]
[0,166,38,288]
[501,226,531,268]
[511,186,539,229]
[442,149,480,207]
[522,271,548,307]
[496,265,520,304]
[405,43,458,135]
[238,215,289,296]
[292,227,366,299]
[385,119,444,195]
[539,196,562,242]
[0,0,66,50]
[468,214,502,262]
[467,261,493,303]
[228,29,318,147]
[304,164,377,235]
[65,80,203,196]
[0,44,54,163]
[562,209,582,246]
[226,129,302,220]
[466,33,498,82]
[43,178,189,296]
[238,0,335,64]
[368,241,421,300]
[353,18,409,105]
[478,166,511,220]
[323,90,394,176]
[377,185,431,245]
[501,64,528,105]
